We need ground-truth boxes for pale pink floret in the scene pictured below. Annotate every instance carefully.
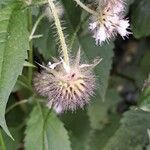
[117,19,130,37]
[89,0,131,45]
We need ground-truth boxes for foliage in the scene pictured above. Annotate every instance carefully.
[0,0,150,149]
[25,105,71,150]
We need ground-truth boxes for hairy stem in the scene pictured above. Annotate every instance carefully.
[47,0,69,66]
[73,0,98,15]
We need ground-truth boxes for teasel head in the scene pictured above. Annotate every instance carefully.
[33,49,102,113]
[89,0,131,45]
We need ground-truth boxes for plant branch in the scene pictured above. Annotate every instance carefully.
[5,99,28,114]
[73,0,98,15]
[28,8,33,84]
[47,0,69,66]
[116,71,139,90]
[69,14,89,49]
[29,13,46,41]
[0,130,6,150]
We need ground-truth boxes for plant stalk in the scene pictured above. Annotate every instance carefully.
[0,130,6,150]
[73,0,98,15]
[28,8,33,84]
[47,0,69,66]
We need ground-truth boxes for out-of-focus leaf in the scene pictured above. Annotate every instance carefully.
[6,94,26,127]
[25,105,71,150]
[1,128,22,150]
[87,114,120,150]
[14,75,33,93]
[62,0,81,29]
[0,4,28,138]
[80,35,114,101]
[33,17,57,61]
[61,110,91,150]
[131,0,150,38]
[140,52,150,75]
[139,75,150,112]
[103,110,150,150]
[0,0,16,6]
[87,89,121,130]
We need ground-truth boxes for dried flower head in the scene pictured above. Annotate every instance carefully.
[89,0,130,45]
[33,49,102,113]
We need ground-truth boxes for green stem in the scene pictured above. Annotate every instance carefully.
[5,100,28,114]
[69,14,89,49]
[35,99,53,150]
[0,130,6,150]
[29,13,46,41]
[43,107,53,150]
[73,0,98,15]
[28,8,33,84]
[47,0,69,66]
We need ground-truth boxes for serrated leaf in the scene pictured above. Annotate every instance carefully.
[103,110,150,150]
[87,114,120,150]
[25,105,71,150]
[131,0,150,38]
[0,5,28,138]
[80,35,114,101]
[61,110,91,150]
[87,89,120,130]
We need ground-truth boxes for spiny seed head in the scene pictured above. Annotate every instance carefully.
[89,0,131,45]
[33,49,102,113]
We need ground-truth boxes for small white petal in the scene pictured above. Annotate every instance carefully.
[89,0,131,45]
[48,61,61,69]
[60,57,70,73]
[112,3,125,14]
[95,26,107,45]
[117,20,130,37]
[89,22,97,30]
[54,103,63,114]
[47,101,63,114]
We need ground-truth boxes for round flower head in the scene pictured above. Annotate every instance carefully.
[33,49,102,113]
[89,0,130,45]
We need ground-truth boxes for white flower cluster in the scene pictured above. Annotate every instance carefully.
[89,0,130,45]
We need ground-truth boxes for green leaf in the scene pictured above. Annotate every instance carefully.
[103,110,150,150]
[1,127,22,150]
[25,105,71,150]
[87,89,121,130]
[62,0,82,29]
[0,4,28,138]
[0,0,16,6]
[87,114,120,150]
[80,35,114,101]
[131,0,150,38]
[33,18,57,60]
[139,75,150,112]
[61,110,91,150]
[24,61,36,68]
